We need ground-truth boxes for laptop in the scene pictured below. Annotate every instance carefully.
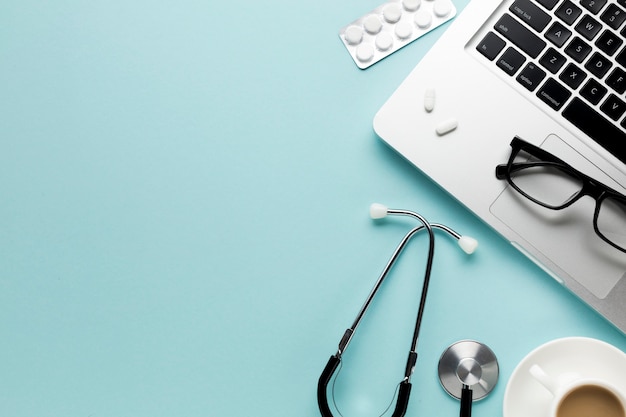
[373,0,626,332]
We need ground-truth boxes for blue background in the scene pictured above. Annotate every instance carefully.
[1,0,625,416]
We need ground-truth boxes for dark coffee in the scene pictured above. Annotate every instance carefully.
[557,385,625,417]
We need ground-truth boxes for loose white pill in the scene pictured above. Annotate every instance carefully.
[363,14,383,34]
[424,88,435,112]
[403,0,421,11]
[395,20,413,39]
[383,3,402,23]
[433,0,453,17]
[414,10,432,28]
[436,118,458,135]
[356,43,375,62]
[345,25,363,45]
[375,31,394,51]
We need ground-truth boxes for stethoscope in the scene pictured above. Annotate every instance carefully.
[317,203,483,417]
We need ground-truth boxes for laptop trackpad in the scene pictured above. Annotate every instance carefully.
[490,134,626,300]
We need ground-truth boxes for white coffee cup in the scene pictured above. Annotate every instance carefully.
[529,364,626,417]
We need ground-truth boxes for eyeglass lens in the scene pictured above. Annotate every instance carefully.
[507,161,583,208]
[507,150,626,252]
[596,195,626,250]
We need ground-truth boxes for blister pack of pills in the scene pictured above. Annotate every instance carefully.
[339,0,457,69]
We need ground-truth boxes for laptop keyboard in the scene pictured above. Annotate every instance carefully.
[476,0,626,164]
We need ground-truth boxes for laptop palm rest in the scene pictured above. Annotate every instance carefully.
[490,134,626,300]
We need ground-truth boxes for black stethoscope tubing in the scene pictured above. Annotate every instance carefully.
[317,206,474,417]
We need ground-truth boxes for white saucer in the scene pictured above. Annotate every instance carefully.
[503,337,626,417]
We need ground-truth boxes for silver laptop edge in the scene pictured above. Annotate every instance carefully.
[374,0,626,332]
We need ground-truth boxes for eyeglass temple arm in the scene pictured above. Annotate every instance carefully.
[495,164,508,179]
[496,136,573,181]
[496,136,534,180]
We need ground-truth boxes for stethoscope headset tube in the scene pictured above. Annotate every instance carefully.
[317,204,478,417]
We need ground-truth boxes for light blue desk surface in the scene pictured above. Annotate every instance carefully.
[1,1,625,415]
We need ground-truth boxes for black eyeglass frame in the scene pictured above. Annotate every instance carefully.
[495,136,626,254]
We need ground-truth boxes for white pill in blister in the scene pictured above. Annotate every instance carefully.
[364,14,383,34]
[395,20,413,39]
[345,25,364,45]
[414,10,432,28]
[339,0,457,69]
[356,43,375,62]
[383,3,402,23]
[403,0,422,11]
[376,31,394,51]
[433,0,453,17]
[436,118,458,135]
[424,88,435,112]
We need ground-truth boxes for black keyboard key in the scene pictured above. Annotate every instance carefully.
[563,98,626,164]
[607,67,626,93]
[497,47,527,75]
[537,78,572,109]
[596,30,623,55]
[565,37,592,61]
[510,0,552,31]
[559,62,587,88]
[575,15,603,40]
[580,78,608,104]
[601,94,626,120]
[545,21,572,46]
[539,47,567,73]
[476,32,506,60]
[495,14,548,58]
[616,47,626,67]
[601,4,626,30]
[556,0,582,24]
[517,62,547,91]
[585,51,612,77]
[580,0,607,14]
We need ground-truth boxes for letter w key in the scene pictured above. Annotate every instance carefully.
[575,15,602,40]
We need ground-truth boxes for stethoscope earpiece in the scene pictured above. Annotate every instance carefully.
[318,204,479,417]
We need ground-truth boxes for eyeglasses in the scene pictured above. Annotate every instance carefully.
[495,137,626,253]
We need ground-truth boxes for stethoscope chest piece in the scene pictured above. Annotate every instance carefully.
[437,340,499,400]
